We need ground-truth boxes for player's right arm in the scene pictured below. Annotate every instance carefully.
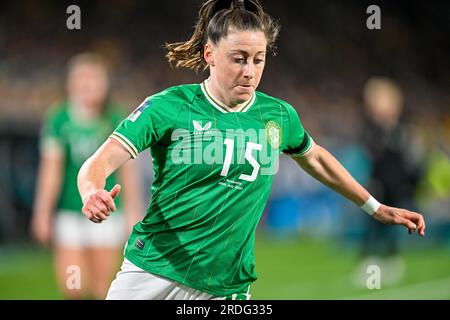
[80,87,182,223]
[77,138,131,223]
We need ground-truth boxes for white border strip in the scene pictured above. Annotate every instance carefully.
[241,93,256,112]
[201,80,256,113]
[201,82,227,113]
[110,132,138,159]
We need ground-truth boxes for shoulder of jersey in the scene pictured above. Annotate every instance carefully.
[149,84,200,106]
[255,91,293,112]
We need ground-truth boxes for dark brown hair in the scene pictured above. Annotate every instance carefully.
[165,0,280,71]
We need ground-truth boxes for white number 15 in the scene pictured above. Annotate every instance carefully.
[220,138,262,182]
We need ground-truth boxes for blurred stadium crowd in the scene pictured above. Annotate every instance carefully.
[0,0,448,250]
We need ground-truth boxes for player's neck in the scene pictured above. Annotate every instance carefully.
[205,78,245,111]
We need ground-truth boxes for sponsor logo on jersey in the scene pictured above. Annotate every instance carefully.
[265,120,282,149]
[193,120,213,135]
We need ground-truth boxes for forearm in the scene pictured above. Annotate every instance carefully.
[77,138,132,202]
[77,156,109,202]
[296,145,370,206]
[294,144,426,235]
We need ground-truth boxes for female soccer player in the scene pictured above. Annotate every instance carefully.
[77,0,425,300]
[32,53,142,299]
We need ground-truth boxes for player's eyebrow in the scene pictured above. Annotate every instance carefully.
[229,50,266,55]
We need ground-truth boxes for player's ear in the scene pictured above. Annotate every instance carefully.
[204,43,215,67]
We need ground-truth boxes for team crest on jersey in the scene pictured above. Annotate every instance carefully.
[193,120,213,135]
[265,120,282,149]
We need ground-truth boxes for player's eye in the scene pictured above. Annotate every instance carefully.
[234,58,246,64]
[255,59,265,65]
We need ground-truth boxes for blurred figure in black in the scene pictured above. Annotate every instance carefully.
[357,77,425,285]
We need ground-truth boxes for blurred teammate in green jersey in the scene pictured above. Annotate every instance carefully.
[77,0,425,300]
[31,53,142,299]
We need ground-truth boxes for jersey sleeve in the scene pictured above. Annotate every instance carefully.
[282,102,314,157]
[110,89,182,158]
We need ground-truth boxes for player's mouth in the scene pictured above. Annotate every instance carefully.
[236,84,254,91]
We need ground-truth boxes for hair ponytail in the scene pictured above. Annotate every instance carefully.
[165,0,230,71]
[165,0,279,72]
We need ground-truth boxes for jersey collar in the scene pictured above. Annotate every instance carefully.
[200,79,255,113]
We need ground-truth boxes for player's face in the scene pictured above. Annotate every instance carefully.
[205,29,267,106]
[67,63,109,111]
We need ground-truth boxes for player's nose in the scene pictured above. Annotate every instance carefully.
[243,62,255,79]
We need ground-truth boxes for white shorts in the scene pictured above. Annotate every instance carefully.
[54,210,127,249]
[106,259,227,300]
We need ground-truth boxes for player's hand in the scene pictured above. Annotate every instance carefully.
[372,204,426,236]
[82,184,121,223]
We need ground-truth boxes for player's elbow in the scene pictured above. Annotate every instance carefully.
[295,144,323,171]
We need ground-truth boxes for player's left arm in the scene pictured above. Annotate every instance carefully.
[292,142,426,236]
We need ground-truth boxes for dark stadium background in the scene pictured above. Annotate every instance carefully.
[0,0,449,299]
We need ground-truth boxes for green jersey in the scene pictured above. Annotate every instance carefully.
[41,101,124,212]
[111,81,312,297]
